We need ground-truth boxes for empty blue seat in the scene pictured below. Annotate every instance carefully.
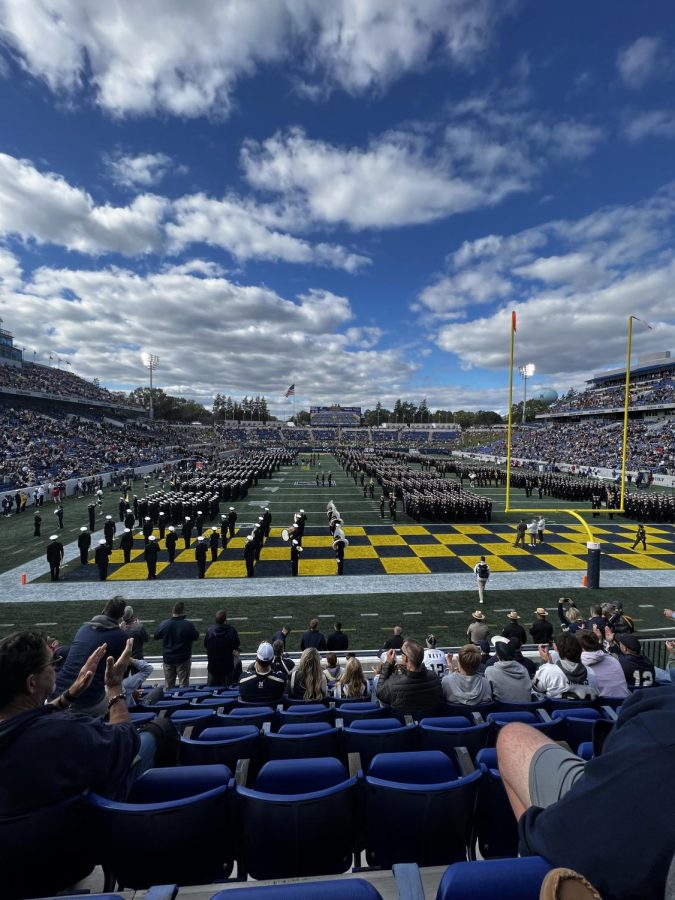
[339,702,403,726]
[282,696,331,708]
[471,748,519,860]
[546,697,598,712]
[550,707,601,752]
[439,701,496,718]
[211,879,383,898]
[278,705,336,727]
[364,750,481,867]
[89,765,234,888]
[344,718,417,768]
[436,856,553,900]
[216,705,277,730]
[577,741,594,760]
[486,710,555,745]
[493,698,547,713]
[179,724,260,768]
[170,708,217,734]
[129,711,157,726]
[419,716,491,760]
[236,757,360,879]
[265,722,342,761]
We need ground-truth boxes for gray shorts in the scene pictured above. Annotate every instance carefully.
[529,743,586,808]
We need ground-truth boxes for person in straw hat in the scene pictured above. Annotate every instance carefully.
[467,610,490,644]
[502,610,527,644]
[530,607,554,644]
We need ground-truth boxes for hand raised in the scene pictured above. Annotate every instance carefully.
[69,643,107,697]
[104,638,134,688]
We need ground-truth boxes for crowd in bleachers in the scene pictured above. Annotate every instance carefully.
[0,406,205,489]
[546,375,675,416]
[0,361,142,408]
[476,420,675,472]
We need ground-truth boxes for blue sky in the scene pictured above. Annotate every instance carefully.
[0,0,674,417]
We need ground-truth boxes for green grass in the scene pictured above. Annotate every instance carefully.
[1,587,673,652]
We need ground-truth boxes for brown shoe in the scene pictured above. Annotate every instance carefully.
[540,868,602,900]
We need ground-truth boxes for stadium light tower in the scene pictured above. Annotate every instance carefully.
[142,353,159,421]
[518,363,535,426]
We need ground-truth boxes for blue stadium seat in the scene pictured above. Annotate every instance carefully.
[471,748,519,859]
[436,857,553,900]
[88,765,234,888]
[210,880,383,899]
[236,757,360,879]
[216,705,277,730]
[129,711,157,726]
[179,724,261,768]
[265,722,342,761]
[364,750,481,867]
[493,698,547,713]
[277,704,336,727]
[169,708,217,734]
[486,710,556,745]
[283,696,331,708]
[0,794,98,900]
[577,741,594,760]
[440,701,496,718]
[545,697,599,712]
[344,718,417,768]
[339,702,403,726]
[550,707,601,753]
[191,696,239,712]
[418,716,491,760]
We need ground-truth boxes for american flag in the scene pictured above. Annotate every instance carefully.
[285,383,295,398]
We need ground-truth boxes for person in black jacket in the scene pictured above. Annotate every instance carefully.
[195,536,208,578]
[33,510,42,537]
[530,608,553,644]
[154,601,199,688]
[209,528,219,562]
[238,642,286,702]
[204,609,241,687]
[502,610,526,644]
[300,617,327,651]
[94,539,111,581]
[326,622,349,651]
[46,535,64,581]
[103,515,116,549]
[77,526,91,565]
[376,639,442,716]
[181,517,192,550]
[119,527,134,564]
[227,507,237,539]
[244,534,256,577]
[165,526,178,563]
[383,625,404,651]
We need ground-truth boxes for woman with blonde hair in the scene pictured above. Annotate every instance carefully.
[289,647,328,700]
[336,656,369,699]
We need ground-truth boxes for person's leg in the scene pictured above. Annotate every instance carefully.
[164,662,176,689]
[177,659,191,687]
[477,580,485,604]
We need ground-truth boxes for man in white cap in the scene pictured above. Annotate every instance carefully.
[219,514,229,548]
[103,514,116,550]
[94,539,111,581]
[77,526,91,565]
[238,642,287,703]
[144,535,159,580]
[244,533,256,577]
[46,534,64,582]
[119,527,134,564]
[182,516,192,550]
[294,509,307,545]
[195,535,208,579]
[165,525,178,563]
[227,506,237,539]
[142,516,153,543]
[290,538,303,576]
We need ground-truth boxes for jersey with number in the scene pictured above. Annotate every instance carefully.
[423,648,448,677]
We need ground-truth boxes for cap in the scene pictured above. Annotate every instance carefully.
[535,608,548,616]
[99,539,107,545]
[299,509,305,514]
[185,517,191,521]
[246,535,254,541]
[168,526,175,532]
[124,527,131,533]
[197,510,202,515]
[105,515,112,520]
[159,512,165,516]
[491,635,509,646]
[229,507,235,511]
[507,610,520,620]
[197,535,204,541]
[256,641,274,662]
[221,514,227,519]
[264,507,269,511]
[144,517,151,521]
[79,526,87,532]
[472,610,486,620]
[148,535,157,541]
[49,534,58,540]
[617,633,641,652]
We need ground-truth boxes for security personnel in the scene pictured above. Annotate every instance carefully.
[389,494,397,521]
[77,526,91,564]
[33,510,42,537]
[46,535,64,582]
[631,522,647,551]
[145,534,159,580]
[244,534,256,577]
[209,528,220,562]
[119,527,134,563]
[252,523,264,561]
[227,507,237,539]
[195,535,208,578]
[94,539,111,581]
[165,525,178,563]
[103,515,116,549]
[182,516,193,550]
[290,538,302,576]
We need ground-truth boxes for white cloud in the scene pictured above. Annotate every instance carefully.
[0,0,508,117]
[2,261,418,412]
[0,152,166,255]
[420,184,675,379]
[617,36,668,89]
[0,246,22,290]
[624,109,675,142]
[107,151,177,187]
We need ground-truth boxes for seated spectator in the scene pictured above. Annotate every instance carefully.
[606,632,656,688]
[441,644,493,706]
[238,642,287,703]
[0,632,156,816]
[497,690,675,898]
[289,648,328,700]
[577,630,630,698]
[532,632,598,701]
[271,639,294,680]
[335,657,369,699]
[376,639,443,716]
[423,634,448,677]
[54,596,128,716]
[485,639,533,703]
[557,598,586,633]
[122,657,155,707]
[323,652,342,688]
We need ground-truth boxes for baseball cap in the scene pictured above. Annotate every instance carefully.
[617,633,641,652]
[256,641,274,662]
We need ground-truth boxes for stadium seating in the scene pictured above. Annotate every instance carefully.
[277,704,336,727]
[363,750,481,867]
[344,718,417,768]
[179,724,261,768]
[235,757,360,879]
[216,706,278,730]
[435,856,554,900]
[88,765,235,888]
[485,710,556,745]
[264,722,342,761]
[471,748,519,860]
[418,715,491,760]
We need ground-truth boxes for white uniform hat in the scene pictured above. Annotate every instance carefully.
[99,539,107,545]
[49,534,58,540]
[144,517,151,521]
[80,526,87,532]
[229,507,235,511]
[124,528,131,533]
[148,535,157,541]
[105,515,112,520]
[197,535,204,541]
[168,526,175,532]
